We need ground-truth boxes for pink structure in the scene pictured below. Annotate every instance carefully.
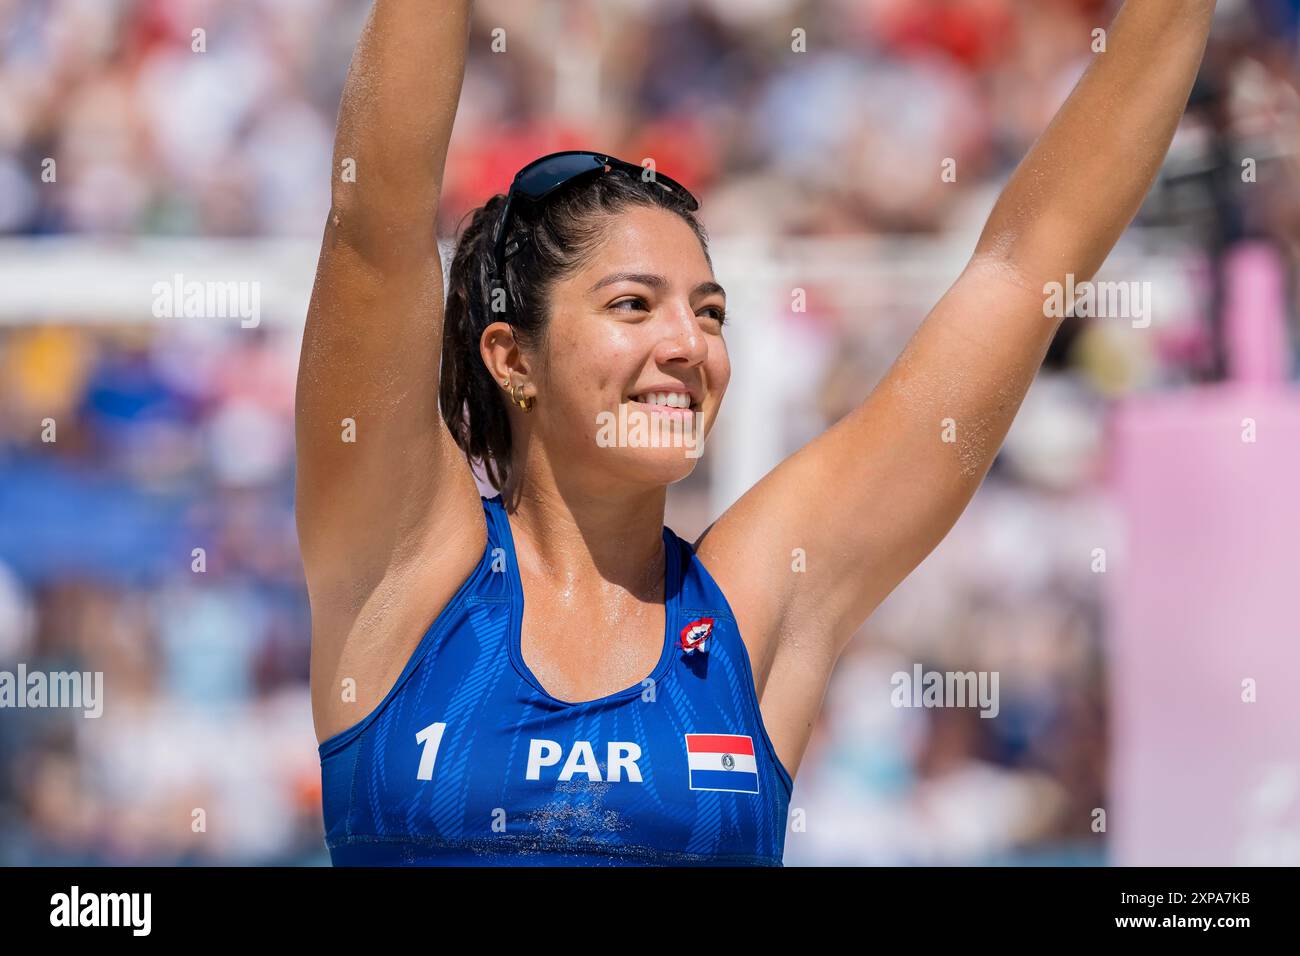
[1107,242,1300,865]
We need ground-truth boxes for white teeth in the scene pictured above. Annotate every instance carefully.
[634,392,691,408]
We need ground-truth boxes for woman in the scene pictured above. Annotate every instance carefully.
[297,1,1216,865]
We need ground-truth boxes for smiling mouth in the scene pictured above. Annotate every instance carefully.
[626,392,700,415]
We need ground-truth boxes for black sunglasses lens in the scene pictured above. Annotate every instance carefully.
[514,154,604,198]
[510,151,699,215]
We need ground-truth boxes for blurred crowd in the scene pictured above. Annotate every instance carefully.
[3,0,1296,245]
[1,0,1299,863]
[0,323,320,863]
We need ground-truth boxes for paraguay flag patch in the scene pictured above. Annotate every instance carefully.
[685,734,759,794]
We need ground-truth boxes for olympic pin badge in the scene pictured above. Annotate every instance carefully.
[678,617,715,655]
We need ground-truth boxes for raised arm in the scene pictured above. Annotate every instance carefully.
[698,0,1218,771]
[296,2,484,739]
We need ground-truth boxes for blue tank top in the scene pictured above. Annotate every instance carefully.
[318,495,792,865]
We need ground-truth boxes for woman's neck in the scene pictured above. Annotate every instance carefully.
[501,474,669,600]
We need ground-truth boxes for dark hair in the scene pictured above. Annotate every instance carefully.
[439,169,710,492]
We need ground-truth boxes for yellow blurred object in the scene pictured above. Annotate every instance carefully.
[1071,320,1152,398]
[2,326,95,415]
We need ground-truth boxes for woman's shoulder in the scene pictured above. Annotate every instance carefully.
[666,525,738,622]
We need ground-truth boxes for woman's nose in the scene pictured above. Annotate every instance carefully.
[655,304,707,364]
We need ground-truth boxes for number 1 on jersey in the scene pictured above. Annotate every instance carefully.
[415,721,447,781]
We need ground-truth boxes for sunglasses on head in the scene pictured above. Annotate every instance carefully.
[488,150,700,282]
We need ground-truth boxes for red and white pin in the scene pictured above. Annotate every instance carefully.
[678,617,715,655]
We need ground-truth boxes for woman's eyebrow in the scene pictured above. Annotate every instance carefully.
[585,273,726,300]
[586,272,667,293]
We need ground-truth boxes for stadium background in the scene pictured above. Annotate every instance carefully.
[1,0,1298,865]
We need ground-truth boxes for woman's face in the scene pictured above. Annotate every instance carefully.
[500,204,731,492]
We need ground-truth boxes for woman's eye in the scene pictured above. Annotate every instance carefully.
[606,297,724,325]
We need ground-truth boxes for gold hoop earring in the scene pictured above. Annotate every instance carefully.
[510,382,535,412]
